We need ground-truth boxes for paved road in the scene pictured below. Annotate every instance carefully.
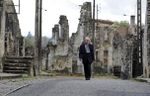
[8,78,150,96]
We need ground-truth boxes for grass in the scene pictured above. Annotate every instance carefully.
[133,78,148,83]
[8,71,120,81]
[40,71,119,79]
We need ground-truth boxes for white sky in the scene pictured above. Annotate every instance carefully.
[13,0,146,38]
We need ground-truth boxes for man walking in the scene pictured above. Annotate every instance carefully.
[79,37,94,80]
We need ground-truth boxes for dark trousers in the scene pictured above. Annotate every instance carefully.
[83,59,92,79]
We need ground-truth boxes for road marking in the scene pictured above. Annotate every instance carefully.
[3,83,31,96]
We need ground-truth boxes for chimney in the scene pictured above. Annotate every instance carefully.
[130,15,135,26]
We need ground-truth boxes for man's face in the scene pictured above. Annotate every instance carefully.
[84,38,90,44]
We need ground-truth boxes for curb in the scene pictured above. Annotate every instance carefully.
[135,78,149,83]
[0,74,22,80]
[3,83,31,96]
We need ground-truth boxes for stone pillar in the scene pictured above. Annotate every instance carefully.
[34,0,42,76]
[22,38,25,56]
[130,15,135,26]
[129,15,136,35]
[59,15,69,42]
[17,38,20,56]
[107,47,113,73]
[52,24,59,45]
[55,25,59,42]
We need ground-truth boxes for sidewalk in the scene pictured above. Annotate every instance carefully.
[135,78,150,83]
[0,73,22,80]
[0,76,52,96]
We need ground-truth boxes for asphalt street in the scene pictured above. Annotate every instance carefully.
[8,77,150,96]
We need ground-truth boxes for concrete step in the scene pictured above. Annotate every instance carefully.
[0,73,22,80]
[3,66,29,70]
[3,70,28,74]
[4,63,30,67]
[3,56,33,75]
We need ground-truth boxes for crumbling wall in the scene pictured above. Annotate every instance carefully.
[52,16,69,56]
[94,26,114,73]
[0,0,5,72]
[48,56,72,73]
[70,2,114,74]
[47,15,71,72]
[4,0,23,57]
[112,26,136,79]
[70,2,92,73]
[143,0,150,78]
[0,0,23,72]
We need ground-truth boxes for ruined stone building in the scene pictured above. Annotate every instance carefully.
[94,20,114,73]
[47,15,72,72]
[70,2,116,74]
[45,2,120,74]
[70,2,92,73]
[44,1,148,79]
[143,0,150,78]
[112,20,137,78]
[0,0,24,72]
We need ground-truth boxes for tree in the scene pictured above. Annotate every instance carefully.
[112,21,129,28]
[25,32,34,48]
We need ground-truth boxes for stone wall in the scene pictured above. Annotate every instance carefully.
[0,0,5,72]
[45,1,143,78]
[112,25,137,79]
[94,24,114,73]
[143,0,150,78]
[47,15,71,72]
[0,0,23,72]
[70,2,115,74]
[4,0,23,57]
[70,2,92,74]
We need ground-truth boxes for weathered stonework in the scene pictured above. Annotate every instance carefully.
[44,1,144,79]
[0,0,24,72]
[0,0,5,72]
[70,2,92,73]
[94,21,114,73]
[143,0,150,78]
[112,17,138,78]
[113,28,136,79]
[47,15,71,72]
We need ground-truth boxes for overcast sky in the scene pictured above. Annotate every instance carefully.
[13,0,146,38]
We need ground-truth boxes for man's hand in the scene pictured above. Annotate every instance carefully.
[79,58,82,62]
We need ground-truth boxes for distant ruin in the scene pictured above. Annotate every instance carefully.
[0,0,150,78]
[44,2,140,79]
[44,15,71,73]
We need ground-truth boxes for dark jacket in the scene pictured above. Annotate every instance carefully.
[79,43,94,64]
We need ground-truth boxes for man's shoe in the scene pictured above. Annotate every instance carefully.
[86,78,90,80]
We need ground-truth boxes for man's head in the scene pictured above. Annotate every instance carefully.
[84,37,91,44]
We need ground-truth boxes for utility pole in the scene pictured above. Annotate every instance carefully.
[96,4,98,20]
[92,0,96,57]
[34,0,42,76]
[136,0,143,77]
[92,0,96,77]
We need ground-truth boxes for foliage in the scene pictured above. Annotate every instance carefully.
[24,32,50,48]
[25,32,34,48]
[112,21,129,28]
[42,36,50,48]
